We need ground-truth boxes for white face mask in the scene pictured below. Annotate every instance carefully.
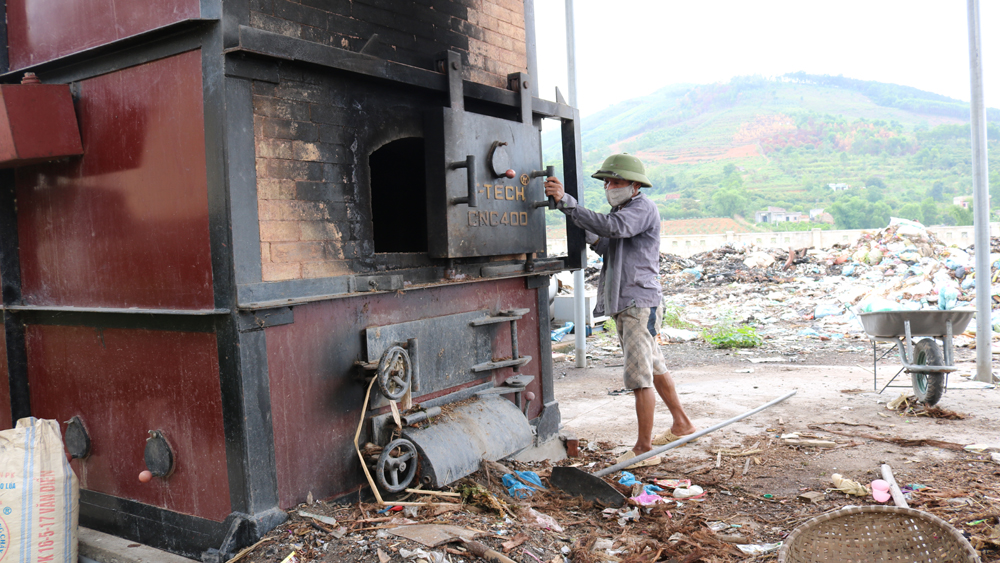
[606,185,634,207]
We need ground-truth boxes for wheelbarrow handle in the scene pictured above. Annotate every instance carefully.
[595,390,797,478]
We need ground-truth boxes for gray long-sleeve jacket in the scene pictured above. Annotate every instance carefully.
[558,192,662,316]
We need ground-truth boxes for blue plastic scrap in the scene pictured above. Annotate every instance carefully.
[551,322,574,342]
[617,471,663,496]
[502,471,546,499]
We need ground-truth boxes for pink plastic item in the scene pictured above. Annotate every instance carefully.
[871,479,891,502]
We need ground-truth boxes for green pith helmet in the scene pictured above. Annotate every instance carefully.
[591,153,652,187]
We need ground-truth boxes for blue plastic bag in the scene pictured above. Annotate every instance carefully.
[502,471,546,499]
[618,471,663,495]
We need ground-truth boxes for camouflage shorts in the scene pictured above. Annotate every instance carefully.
[613,304,667,390]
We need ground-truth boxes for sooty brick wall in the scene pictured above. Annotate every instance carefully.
[255,65,442,282]
[249,0,527,89]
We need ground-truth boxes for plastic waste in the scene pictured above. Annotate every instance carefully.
[798,328,830,340]
[830,473,868,496]
[631,492,667,505]
[870,479,891,503]
[672,485,704,499]
[618,471,662,496]
[962,277,975,290]
[814,304,842,318]
[681,267,703,280]
[736,543,782,555]
[938,285,959,310]
[859,298,901,313]
[897,249,921,263]
[526,507,564,532]
[551,322,573,341]
[743,252,775,269]
[889,216,928,237]
[502,471,545,499]
[842,264,855,276]
[617,507,640,526]
[865,248,884,266]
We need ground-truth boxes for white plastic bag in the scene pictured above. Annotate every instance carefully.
[0,417,79,563]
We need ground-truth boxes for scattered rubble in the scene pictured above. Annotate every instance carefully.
[234,433,1000,563]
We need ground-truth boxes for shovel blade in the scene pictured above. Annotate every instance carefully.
[549,466,626,507]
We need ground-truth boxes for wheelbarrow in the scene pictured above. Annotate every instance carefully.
[859,309,975,406]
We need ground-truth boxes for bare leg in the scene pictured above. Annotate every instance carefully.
[633,387,656,454]
[652,371,696,435]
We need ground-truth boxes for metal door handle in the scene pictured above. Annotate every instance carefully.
[449,155,477,207]
[530,165,556,209]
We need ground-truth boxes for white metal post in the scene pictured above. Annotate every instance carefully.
[967,0,993,382]
[566,0,588,369]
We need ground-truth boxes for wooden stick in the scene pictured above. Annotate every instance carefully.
[881,463,909,508]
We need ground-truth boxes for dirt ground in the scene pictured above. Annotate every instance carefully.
[233,334,1000,563]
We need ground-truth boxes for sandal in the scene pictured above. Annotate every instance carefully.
[652,431,698,446]
[615,450,661,469]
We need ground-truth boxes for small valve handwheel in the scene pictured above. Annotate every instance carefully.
[377,345,412,400]
[376,438,418,493]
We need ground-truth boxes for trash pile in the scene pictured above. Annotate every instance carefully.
[593,218,998,348]
[231,433,1000,563]
[661,218,996,313]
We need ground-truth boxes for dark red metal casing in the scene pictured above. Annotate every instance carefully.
[5,0,200,70]
[266,278,542,507]
[26,325,230,521]
[0,83,82,168]
[16,51,213,309]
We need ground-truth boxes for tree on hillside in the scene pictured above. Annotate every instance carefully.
[929,181,945,202]
[711,186,748,218]
[920,198,939,225]
[866,177,886,190]
[947,204,973,226]
[827,196,891,229]
[897,202,922,222]
[866,187,884,202]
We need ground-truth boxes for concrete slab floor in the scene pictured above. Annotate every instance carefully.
[79,528,197,563]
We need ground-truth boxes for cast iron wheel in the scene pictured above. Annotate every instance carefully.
[377,345,411,401]
[376,438,418,493]
[911,338,945,406]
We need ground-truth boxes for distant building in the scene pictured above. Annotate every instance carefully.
[954,195,973,209]
[809,208,824,220]
[828,183,851,191]
[663,193,681,200]
[754,206,809,223]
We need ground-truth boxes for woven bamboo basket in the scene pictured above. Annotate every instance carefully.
[778,506,980,562]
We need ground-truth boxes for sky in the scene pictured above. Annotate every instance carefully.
[533,0,999,120]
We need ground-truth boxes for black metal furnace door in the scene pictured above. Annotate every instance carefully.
[425,106,547,259]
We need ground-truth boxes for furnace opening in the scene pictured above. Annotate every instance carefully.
[370,137,428,253]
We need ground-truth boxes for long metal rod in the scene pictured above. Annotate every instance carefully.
[566,0,588,369]
[595,390,797,477]
[968,0,993,383]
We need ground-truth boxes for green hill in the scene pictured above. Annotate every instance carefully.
[542,74,1000,230]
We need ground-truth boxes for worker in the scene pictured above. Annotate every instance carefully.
[544,154,696,468]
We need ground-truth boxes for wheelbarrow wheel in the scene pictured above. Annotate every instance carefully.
[912,338,944,406]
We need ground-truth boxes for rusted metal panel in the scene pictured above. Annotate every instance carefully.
[0,322,10,430]
[25,324,231,522]
[265,278,542,508]
[16,50,214,310]
[0,83,83,168]
[6,0,200,70]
